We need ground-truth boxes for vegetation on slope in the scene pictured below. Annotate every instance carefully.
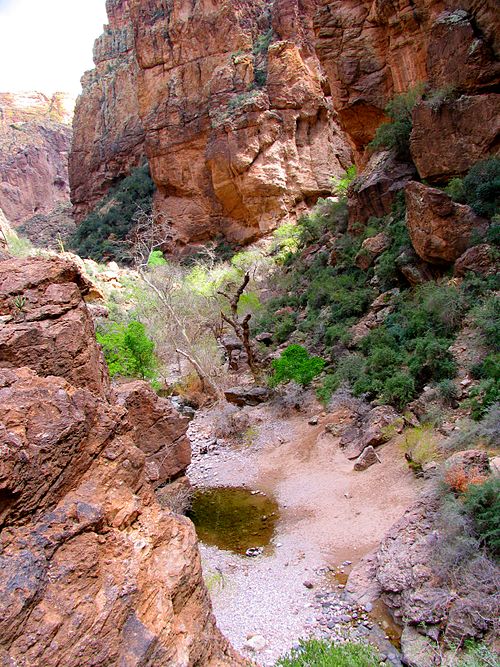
[70,164,155,263]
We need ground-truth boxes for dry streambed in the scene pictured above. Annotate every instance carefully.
[186,398,423,665]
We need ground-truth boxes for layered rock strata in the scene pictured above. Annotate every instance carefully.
[69,0,146,221]
[0,256,243,666]
[70,0,351,249]
[0,92,73,226]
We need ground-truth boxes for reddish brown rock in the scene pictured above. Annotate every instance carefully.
[115,381,191,487]
[0,92,73,226]
[313,0,431,154]
[353,445,381,471]
[454,243,498,278]
[69,0,145,221]
[71,0,351,249]
[426,10,500,93]
[0,256,110,396]
[410,94,500,182]
[0,257,244,666]
[348,151,417,227]
[314,0,500,157]
[405,181,489,264]
[355,232,391,270]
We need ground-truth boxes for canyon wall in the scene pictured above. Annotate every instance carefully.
[314,0,500,157]
[0,92,73,226]
[0,255,244,666]
[69,0,146,221]
[70,0,351,250]
[71,0,499,251]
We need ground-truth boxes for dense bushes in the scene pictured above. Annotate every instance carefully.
[269,345,325,388]
[255,171,500,411]
[71,164,155,263]
[446,157,500,219]
[463,478,500,559]
[96,320,157,381]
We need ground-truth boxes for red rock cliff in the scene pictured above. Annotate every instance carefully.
[70,0,351,249]
[0,92,73,226]
[314,0,500,162]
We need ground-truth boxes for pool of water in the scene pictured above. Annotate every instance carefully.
[187,486,279,555]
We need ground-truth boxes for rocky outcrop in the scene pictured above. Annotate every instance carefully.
[69,0,145,221]
[0,256,110,397]
[70,0,351,249]
[115,381,191,487]
[314,2,500,156]
[454,243,498,277]
[0,92,73,226]
[348,151,417,227]
[410,93,500,183]
[405,181,489,264]
[0,256,243,666]
[17,202,76,250]
[348,482,498,657]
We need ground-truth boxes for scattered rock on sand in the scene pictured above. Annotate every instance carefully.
[244,634,267,652]
[354,446,381,471]
[225,386,271,406]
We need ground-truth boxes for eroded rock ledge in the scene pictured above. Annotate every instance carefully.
[0,256,244,666]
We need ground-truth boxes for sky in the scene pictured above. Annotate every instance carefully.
[0,0,108,97]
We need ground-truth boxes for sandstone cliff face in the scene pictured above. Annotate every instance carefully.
[71,0,351,249]
[314,0,500,158]
[69,0,146,221]
[0,92,73,226]
[0,256,244,667]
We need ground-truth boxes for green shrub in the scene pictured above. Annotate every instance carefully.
[464,478,500,559]
[472,295,500,349]
[331,165,357,197]
[71,164,155,263]
[368,85,424,158]
[97,320,157,380]
[270,345,325,387]
[445,177,466,203]
[382,372,416,409]
[437,378,460,405]
[462,157,500,218]
[275,639,379,667]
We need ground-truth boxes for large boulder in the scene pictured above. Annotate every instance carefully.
[225,386,271,406]
[115,381,191,487]
[348,151,417,227]
[405,182,489,264]
[341,405,403,459]
[0,256,110,396]
[0,257,243,666]
[410,94,500,183]
[454,244,498,278]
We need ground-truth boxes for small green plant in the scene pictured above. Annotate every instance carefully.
[240,425,259,448]
[147,250,167,267]
[455,640,500,666]
[13,295,27,312]
[96,320,157,380]
[382,371,416,409]
[269,345,325,388]
[368,84,424,158]
[275,639,379,667]
[401,424,439,471]
[331,165,357,197]
[463,478,500,559]
[204,568,227,593]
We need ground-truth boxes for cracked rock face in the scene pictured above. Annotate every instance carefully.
[0,92,73,226]
[0,256,244,667]
[70,0,351,249]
